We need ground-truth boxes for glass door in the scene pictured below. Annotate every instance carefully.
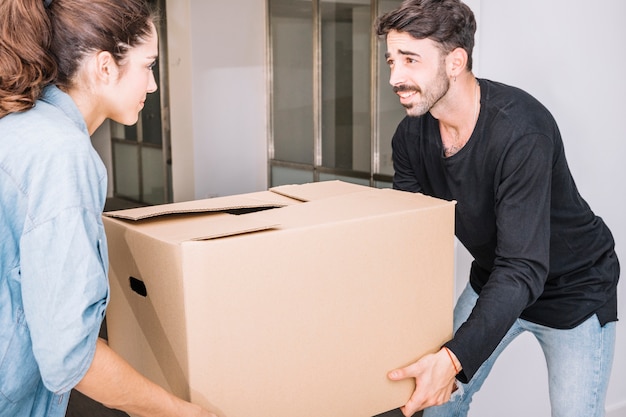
[268,0,404,188]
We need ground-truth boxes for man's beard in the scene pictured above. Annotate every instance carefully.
[393,65,450,117]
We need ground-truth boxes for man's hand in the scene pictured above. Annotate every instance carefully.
[388,348,460,416]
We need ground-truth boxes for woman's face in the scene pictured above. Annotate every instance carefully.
[107,22,159,126]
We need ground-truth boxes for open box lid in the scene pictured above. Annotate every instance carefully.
[102,181,374,242]
[270,180,370,202]
[104,181,364,221]
[104,193,288,221]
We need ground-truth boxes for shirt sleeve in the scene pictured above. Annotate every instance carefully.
[17,130,109,394]
[446,132,553,382]
[391,118,423,193]
[20,207,109,393]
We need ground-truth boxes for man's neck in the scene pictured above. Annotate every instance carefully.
[434,74,480,157]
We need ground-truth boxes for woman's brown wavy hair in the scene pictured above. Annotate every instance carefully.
[0,0,56,118]
[0,0,156,119]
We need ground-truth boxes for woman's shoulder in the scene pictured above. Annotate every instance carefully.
[2,88,89,151]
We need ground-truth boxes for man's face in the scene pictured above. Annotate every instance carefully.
[385,30,449,117]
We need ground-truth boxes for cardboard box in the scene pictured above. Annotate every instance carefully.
[103,181,455,417]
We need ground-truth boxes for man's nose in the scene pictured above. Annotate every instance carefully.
[388,64,405,87]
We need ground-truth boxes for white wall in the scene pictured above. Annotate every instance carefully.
[460,1,626,416]
[191,0,268,199]
[165,0,196,202]
[166,0,268,202]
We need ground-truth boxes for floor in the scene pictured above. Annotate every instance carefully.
[65,197,421,417]
[66,389,128,417]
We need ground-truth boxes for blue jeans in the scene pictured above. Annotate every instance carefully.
[424,283,616,417]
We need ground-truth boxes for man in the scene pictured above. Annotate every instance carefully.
[376,1,619,416]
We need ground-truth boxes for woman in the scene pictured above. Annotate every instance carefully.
[0,1,217,416]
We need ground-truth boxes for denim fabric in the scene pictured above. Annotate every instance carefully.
[0,86,109,417]
[424,283,616,417]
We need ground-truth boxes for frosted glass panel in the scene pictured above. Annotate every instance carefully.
[141,147,165,205]
[270,0,314,164]
[113,142,140,200]
[318,172,369,186]
[321,0,371,172]
[271,166,314,186]
[268,0,403,187]
[110,123,138,142]
[376,0,405,177]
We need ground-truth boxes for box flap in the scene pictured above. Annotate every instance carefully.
[103,193,292,221]
[256,186,455,230]
[180,214,280,242]
[102,191,294,242]
[104,211,281,243]
[269,180,368,202]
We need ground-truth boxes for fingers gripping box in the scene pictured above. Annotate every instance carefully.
[103,181,455,417]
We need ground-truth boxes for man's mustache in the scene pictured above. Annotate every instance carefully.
[393,84,420,94]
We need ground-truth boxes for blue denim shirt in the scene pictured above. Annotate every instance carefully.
[0,86,109,417]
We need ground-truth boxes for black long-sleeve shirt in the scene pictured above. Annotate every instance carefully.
[391,79,619,383]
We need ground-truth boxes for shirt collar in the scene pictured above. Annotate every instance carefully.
[40,85,89,136]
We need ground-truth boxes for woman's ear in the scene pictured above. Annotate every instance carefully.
[93,51,118,84]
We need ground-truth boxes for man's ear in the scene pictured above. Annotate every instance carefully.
[447,47,469,79]
[93,51,118,84]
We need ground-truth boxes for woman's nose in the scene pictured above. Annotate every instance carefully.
[147,71,158,93]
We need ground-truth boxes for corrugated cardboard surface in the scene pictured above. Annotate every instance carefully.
[103,181,455,417]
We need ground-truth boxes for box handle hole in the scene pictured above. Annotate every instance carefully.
[129,276,148,297]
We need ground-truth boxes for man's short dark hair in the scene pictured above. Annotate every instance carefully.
[376,0,476,71]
